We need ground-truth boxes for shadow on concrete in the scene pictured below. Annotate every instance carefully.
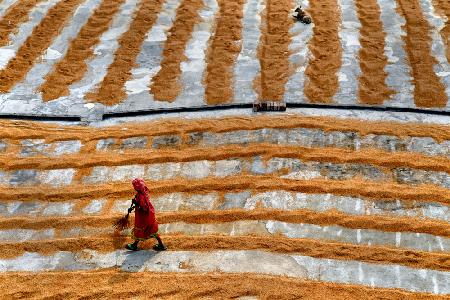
[107,247,160,285]
[121,250,159,272]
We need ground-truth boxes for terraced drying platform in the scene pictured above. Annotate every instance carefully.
[0,0,450,119]
[0,112,448,298]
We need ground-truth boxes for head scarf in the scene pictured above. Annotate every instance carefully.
[132,178,153,212]
[132,178,149,194]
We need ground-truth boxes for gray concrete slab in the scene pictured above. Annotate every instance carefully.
[0,250,448,294]
[1,187,447,223]
[233,0,264,104]
[284,0,313,103]
[334,0,361,105]
[377,0,414,107]
[10,156,437,189]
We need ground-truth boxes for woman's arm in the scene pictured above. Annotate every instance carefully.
[135,194,149,212]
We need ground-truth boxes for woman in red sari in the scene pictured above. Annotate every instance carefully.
[125,178,167,251]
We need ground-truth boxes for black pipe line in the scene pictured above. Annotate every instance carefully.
[0,102,448,122]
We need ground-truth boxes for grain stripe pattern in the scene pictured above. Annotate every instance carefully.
[0,0,84,92]
[85,0,165,105]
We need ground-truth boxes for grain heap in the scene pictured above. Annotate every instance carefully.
[0,114,448,297]
[0,0,449,297]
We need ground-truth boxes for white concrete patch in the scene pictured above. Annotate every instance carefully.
[0,250,448,294]
[44,48,62,60]
[377,0,415,107]
[125,67,159,94]
[244,191,296,210]
[145,162,181,180]
[149,193,183,211]
[215,159,242,177]
[181,160,212,179]
[41,169,75,186]
[265,220,449,253]
[42,202,74,216]
[0,0,62,69]
[111,165,145,181]
[111,199,132,213]
[0,170,10,186]
[82,199,106,215]
[3,201,44,216]
[283,0,313,103]
[233,0,265,103]
[175,0,219,105]
[52,140,82,156]
[84,166,110,183]
[182,193,218,210]
[19,139,50,157]
[281,170,322,180]
[333,0,361,104]
[159,220,268,236]
[0,228,54,242]
[0,49,15,68]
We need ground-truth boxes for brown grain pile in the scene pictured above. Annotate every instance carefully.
[355,0,394,104]
[0,112,448,142]
[204,0,245,104]
[396,0,448,108]
[0,271,445,299]
[150,0,204,102]
[304,0,342,103]
[254,0,293,101]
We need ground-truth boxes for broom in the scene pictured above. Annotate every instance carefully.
[113,203,135,231]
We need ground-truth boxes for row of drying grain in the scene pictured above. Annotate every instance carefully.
[0,0,450,107]
[0,116,448,296]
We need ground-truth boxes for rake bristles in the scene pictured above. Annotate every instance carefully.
[113,213,131,231]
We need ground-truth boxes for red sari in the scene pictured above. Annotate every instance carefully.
[131,178,159,241]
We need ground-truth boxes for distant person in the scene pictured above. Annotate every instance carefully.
[125,178,167,251]
[294,6,311,24]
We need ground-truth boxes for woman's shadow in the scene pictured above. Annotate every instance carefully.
[108,230,160,284]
